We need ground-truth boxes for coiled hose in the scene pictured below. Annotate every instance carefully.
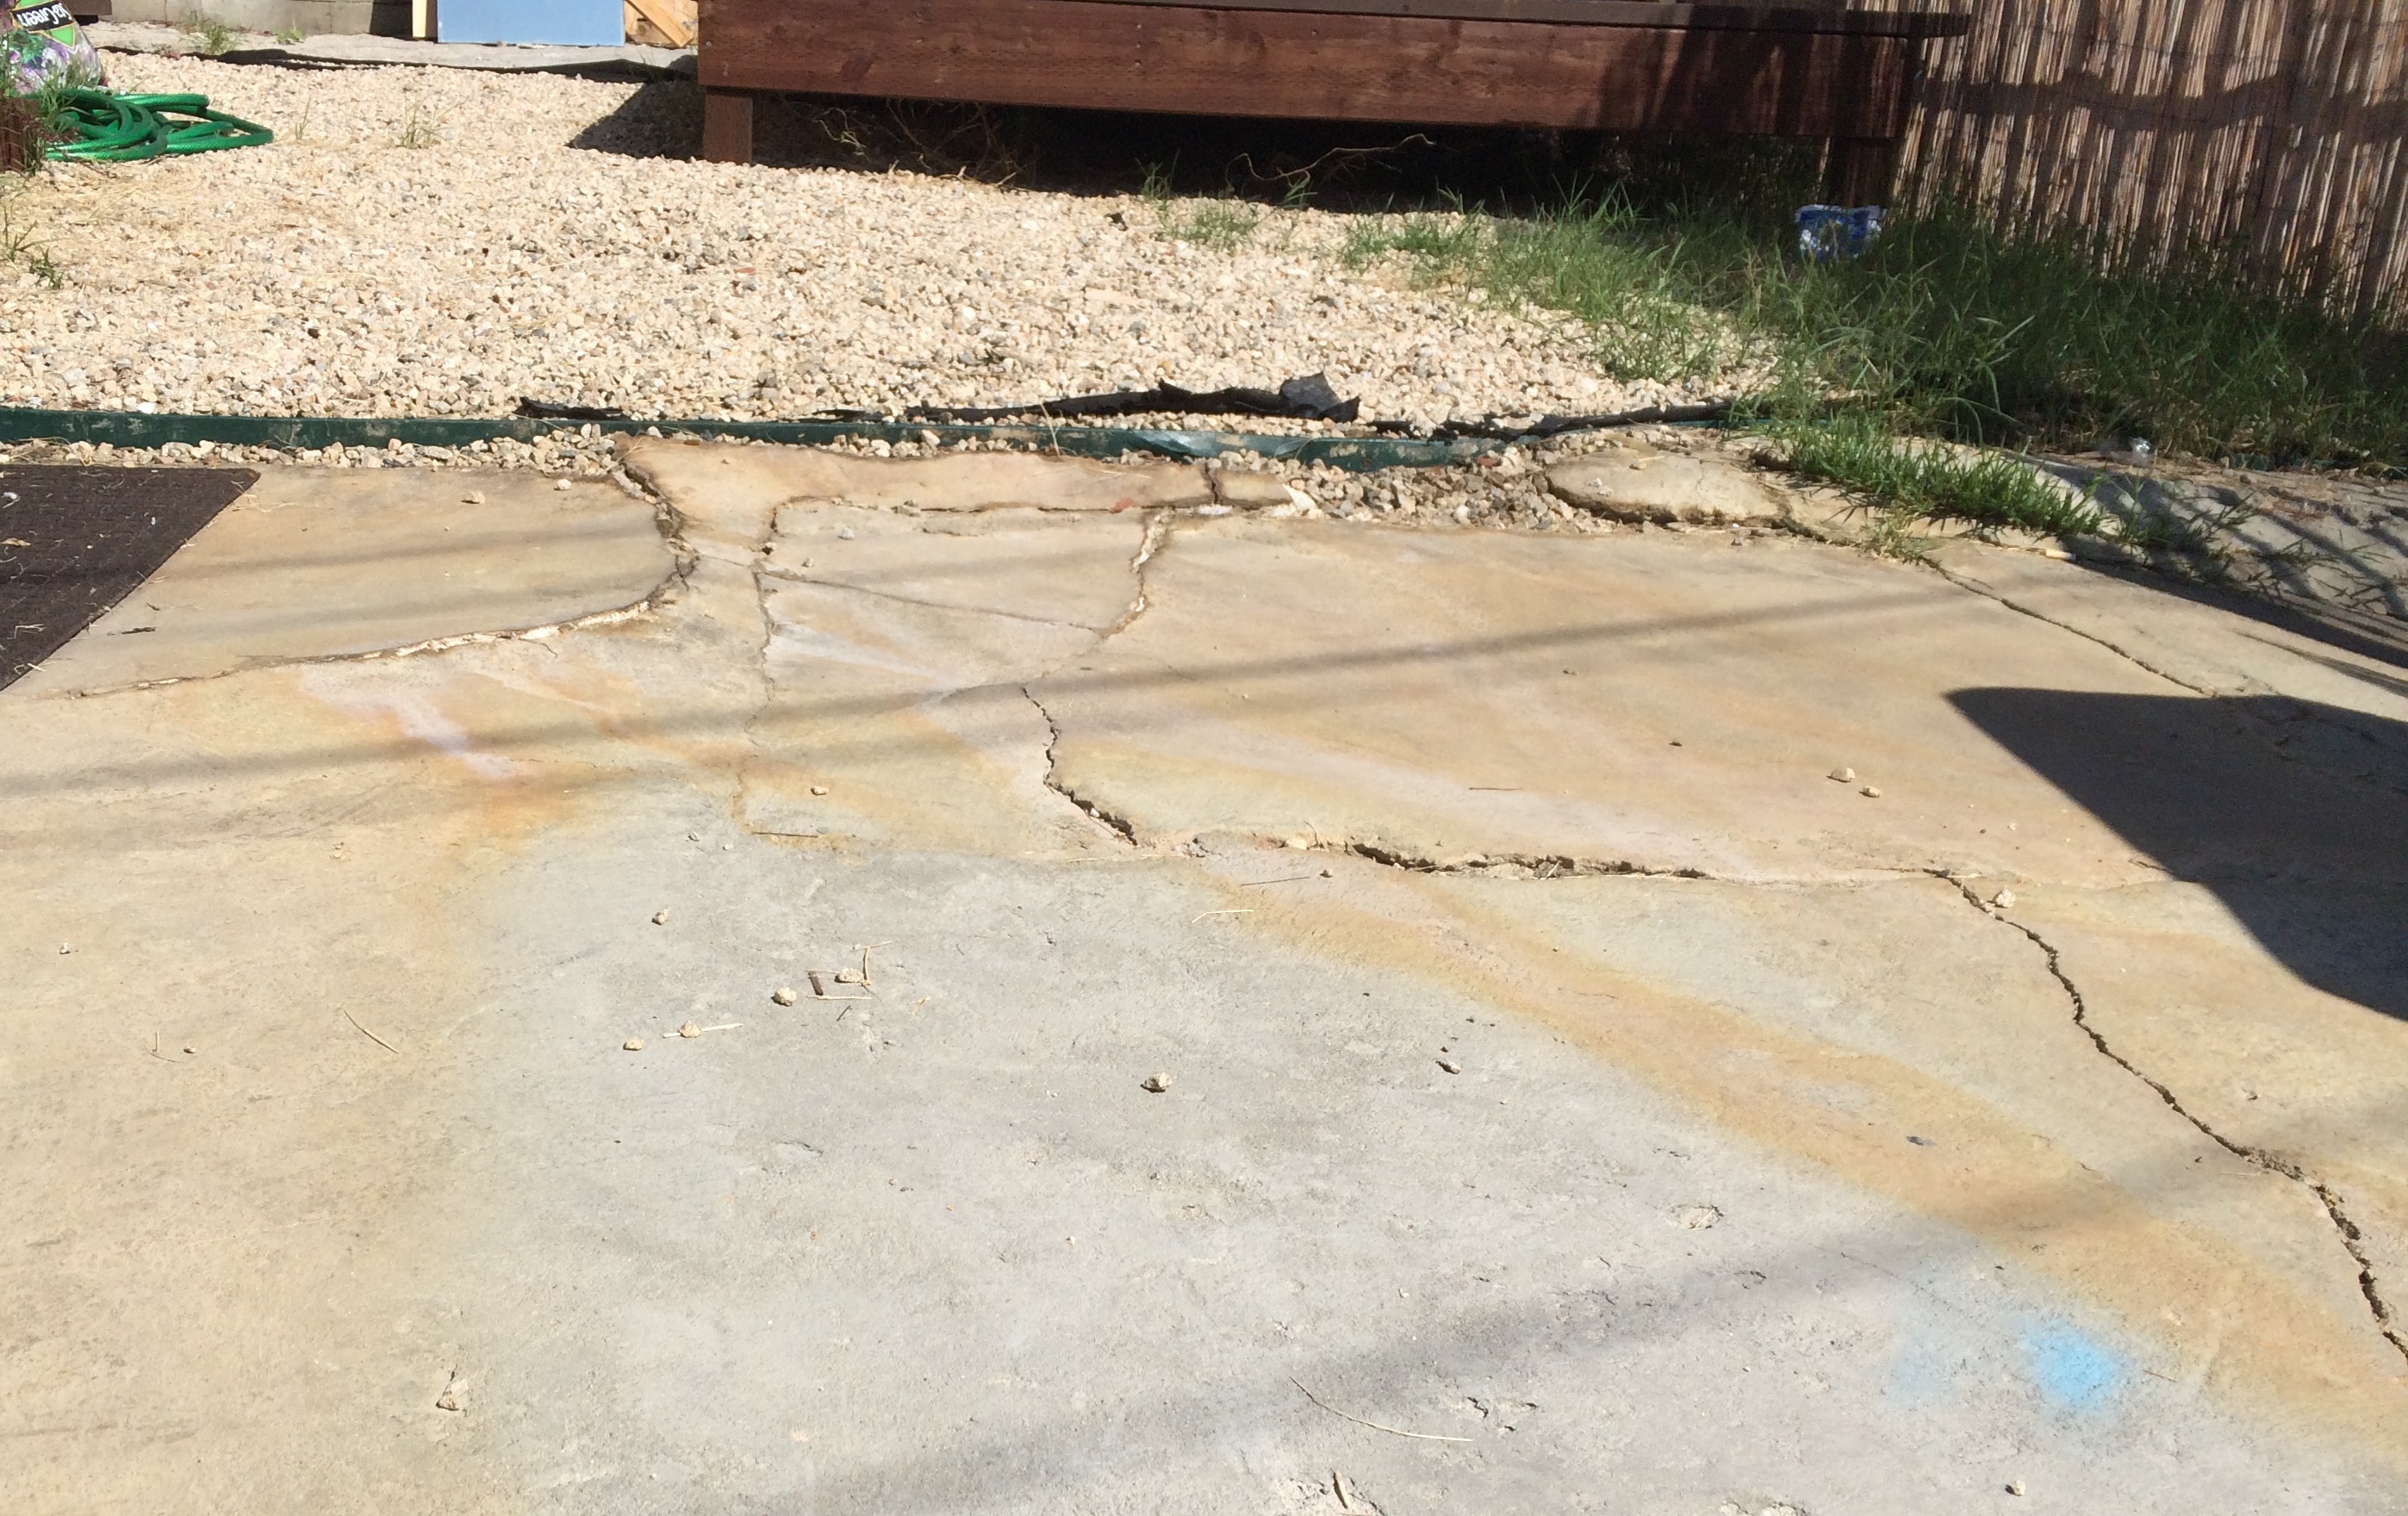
[45,90,271,162]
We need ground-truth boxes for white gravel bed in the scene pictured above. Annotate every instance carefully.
[1,52,1715,428]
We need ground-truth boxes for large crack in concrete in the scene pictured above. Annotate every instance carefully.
[1021,684,1139,843]
[702,494,1181,848]
[1933,871,2408,1364]
[1013,511,1172,845]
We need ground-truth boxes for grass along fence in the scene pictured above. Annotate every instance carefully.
[1898,0,2408,322]
[1341,187,2408,540]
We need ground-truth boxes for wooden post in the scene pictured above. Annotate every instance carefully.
[1823,138,1902,206]
[702,89,754,164]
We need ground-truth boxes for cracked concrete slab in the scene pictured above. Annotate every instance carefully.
[10,468,673,697]
[1994,880,2408,1358]
[6,444,2406,1514]
[1928,537,2408,737]
[1033,517,2307,884]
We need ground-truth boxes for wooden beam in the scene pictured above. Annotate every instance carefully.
[702,88,755,162]
[1029,0,1969,39]
[698,0,1914,137]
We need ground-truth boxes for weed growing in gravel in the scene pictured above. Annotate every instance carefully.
[178,10,237,55]
[1140,161,1261,252]
[0,187,63,288]
[398,105,439,150]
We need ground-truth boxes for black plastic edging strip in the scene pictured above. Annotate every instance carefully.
[0,407,1504,473]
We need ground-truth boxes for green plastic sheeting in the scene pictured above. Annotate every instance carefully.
[0,406,1503,471]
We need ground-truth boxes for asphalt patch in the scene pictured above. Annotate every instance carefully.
[0,465,257,691]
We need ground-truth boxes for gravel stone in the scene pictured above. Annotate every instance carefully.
[3,52,1700,428]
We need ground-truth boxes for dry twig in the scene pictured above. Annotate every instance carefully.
[343,1007,401,1053]
[1291,1378,1472,1443]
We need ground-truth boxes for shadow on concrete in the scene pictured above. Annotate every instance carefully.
[1951,688,2408,1022]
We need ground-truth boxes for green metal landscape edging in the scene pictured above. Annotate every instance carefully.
[0,407,1502,472]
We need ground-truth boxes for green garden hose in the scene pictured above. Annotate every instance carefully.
[44,90,271,162]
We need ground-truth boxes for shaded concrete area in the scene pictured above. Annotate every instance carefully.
[3,442,2405,1514]
[15,468,674,697]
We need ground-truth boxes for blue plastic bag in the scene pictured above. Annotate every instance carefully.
[1795,204,1886,262]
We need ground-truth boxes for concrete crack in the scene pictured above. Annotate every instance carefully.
[1924,559,2212,697]
[1021,684,1138,844]
[1926,557,2403,793]
[760,572,1100,632]
[1933,872,2407,1364]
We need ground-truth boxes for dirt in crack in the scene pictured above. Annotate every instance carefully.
[1344,840,1713,880]
[1104,510,1173,640]
[1936,872,2408,1364]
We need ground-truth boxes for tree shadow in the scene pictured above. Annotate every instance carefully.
[1949,688,2408,1022]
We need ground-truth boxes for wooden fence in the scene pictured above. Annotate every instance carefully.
[1895,0,2408,319]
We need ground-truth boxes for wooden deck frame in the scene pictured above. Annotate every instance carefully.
[697,0,1969,202]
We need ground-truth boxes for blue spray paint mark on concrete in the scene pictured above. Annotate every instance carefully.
[2019,1322,2125,1412]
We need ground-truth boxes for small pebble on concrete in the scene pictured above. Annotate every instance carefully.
[772,987,799,1006]
[1141,1072,1171,1093]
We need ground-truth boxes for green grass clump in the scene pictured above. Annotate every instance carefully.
[1346,190,2408,469]
[1772,414,2100,537]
